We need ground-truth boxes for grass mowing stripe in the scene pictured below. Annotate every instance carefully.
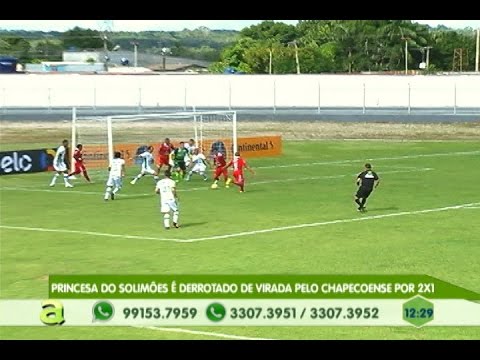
[2,201,478,244]
[0,168,434,197]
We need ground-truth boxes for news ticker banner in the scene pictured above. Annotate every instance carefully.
[47,274,479,299]
[1,275,478,327]
[1,299,480,327]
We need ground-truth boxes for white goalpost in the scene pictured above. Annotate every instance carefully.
[71,108,238,170]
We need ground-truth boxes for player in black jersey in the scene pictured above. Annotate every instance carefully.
[354,163,380,212]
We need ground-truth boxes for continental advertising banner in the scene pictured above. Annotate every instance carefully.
[236,136,282,158]
[80,136,282,169]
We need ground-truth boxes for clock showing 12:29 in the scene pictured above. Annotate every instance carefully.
[402,296,435,327]
[404,307,434,319]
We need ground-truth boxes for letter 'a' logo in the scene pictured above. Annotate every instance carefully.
[40,300,65,326]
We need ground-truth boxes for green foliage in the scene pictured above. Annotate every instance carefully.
[422,64,439,75]
[61,27,105,49]
[212,20,478,73]
[0,36,31,62]
[0,22,477,72]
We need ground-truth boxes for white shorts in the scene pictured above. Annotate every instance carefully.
[160,199,178,213]
[54,163,67,172]
[106,175,122,188]
[141,166,156,175]
[191,163,206,173]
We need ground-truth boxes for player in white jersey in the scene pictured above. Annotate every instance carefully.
[104,151,126,201]
[49,139,74,188]
[184,138,197,167]
[155,170,180,229]
[130,146,159,185]
[185,148,208,181]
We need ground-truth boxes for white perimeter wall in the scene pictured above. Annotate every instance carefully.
[0,74,479,108]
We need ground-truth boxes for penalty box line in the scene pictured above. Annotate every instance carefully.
[1,201,479,244]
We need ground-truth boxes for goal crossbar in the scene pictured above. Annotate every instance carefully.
[71,108,238,169]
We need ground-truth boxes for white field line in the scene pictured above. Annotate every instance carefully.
[1,201,478,244]
[0,149,475,184]
[462,205,480,209]
[255,150,480,170]
[133,326,272,340]
[179,202,480,243]
[0,225,183,243]
[0,168,434,196]
[77,149,480,173]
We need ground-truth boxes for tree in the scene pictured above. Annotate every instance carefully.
[0,36,32,63]
[61,27,105,50]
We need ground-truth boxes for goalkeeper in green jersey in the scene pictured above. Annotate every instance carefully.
[171,142,190,182]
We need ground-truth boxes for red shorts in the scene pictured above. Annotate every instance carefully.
[75,162,86,173]
[214,167,228,179]
[158,155,170,166]
[233,170,244,183]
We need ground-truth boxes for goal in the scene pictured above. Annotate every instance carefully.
[71,108,238,170]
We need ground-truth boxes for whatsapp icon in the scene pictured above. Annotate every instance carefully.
[92,300,115,322]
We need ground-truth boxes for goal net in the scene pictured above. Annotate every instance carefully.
[71,108,238,170]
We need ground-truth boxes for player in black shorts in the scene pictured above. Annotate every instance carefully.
[354,163,380,212]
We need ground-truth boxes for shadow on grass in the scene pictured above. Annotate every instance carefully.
[177,221,208,228]
[366,206,399,212]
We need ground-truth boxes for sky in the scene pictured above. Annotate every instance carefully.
[0,20,479,32]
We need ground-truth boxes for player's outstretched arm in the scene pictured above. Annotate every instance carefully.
[223,161,233,171]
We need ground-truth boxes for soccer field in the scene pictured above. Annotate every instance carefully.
[1,130,480,339]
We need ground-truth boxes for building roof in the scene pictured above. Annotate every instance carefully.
[148,63,208,72]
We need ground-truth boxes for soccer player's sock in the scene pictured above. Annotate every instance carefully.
[163,213,171,228]
[83,170,91,182]
[50,173,59,186]
[173,211,179,226]
[154,175,159,181]
[201,172,207,180]
[63,175,72,186]
[186,171,193,180]
[226,178,232,185]
[131,174,141,184]
[355,199,362,207]
[240,181,245,192]
[112,187,120,194]
[361,198,367,208]
[213,178,219,184]
[104,186,112,200]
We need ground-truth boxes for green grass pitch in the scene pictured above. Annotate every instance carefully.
[1,140,479,339]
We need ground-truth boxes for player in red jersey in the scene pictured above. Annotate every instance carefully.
[224,152,255,193]
[157,138,175,173]
[211,151,231,188]
[67,144,91,182]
